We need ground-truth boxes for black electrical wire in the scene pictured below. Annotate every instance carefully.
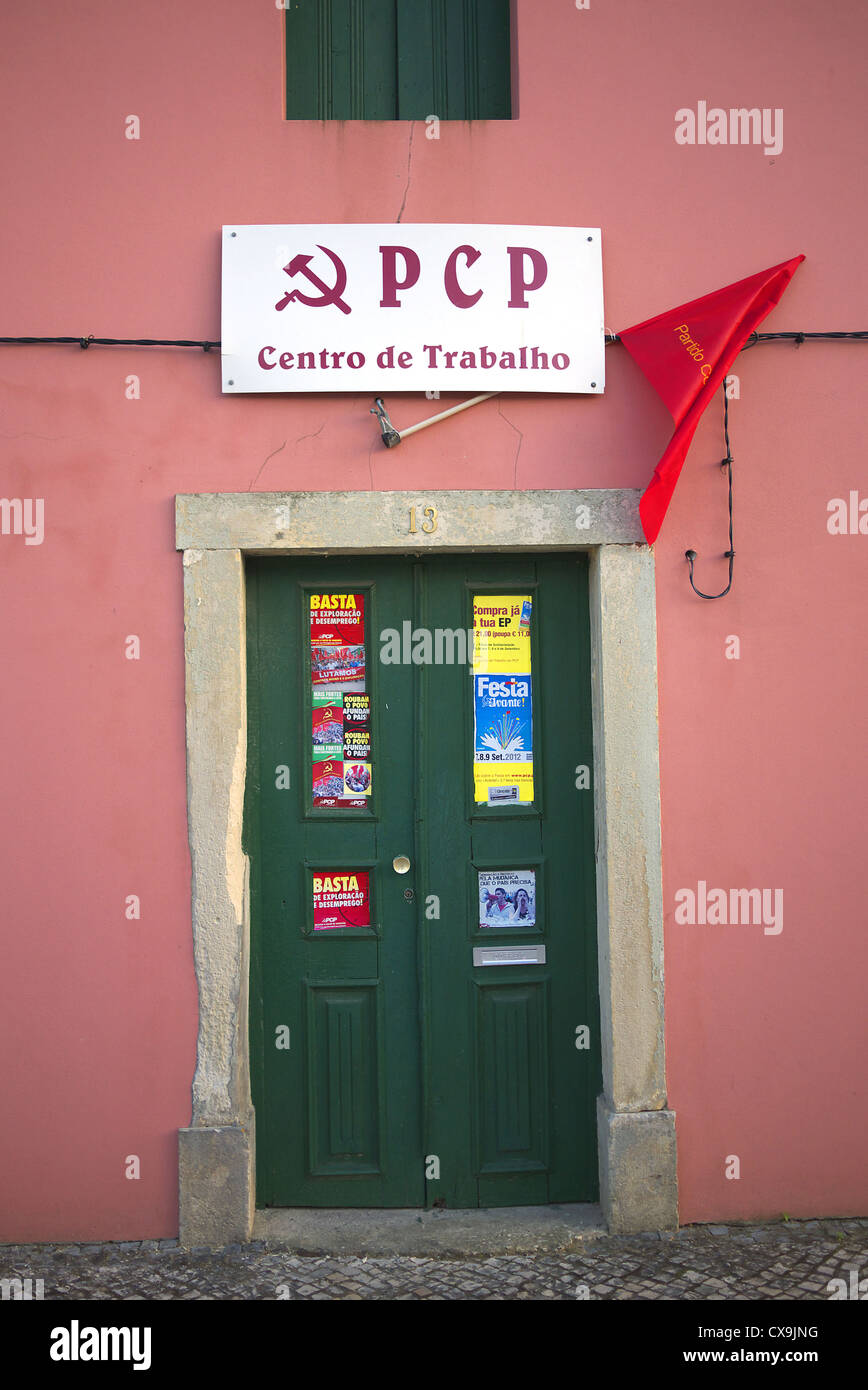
[0,335,219,351]
[608,327,866,598]
[605,330,868,346]
[0,331,863,350]
[685,385,735,600]
[741,330,868,347]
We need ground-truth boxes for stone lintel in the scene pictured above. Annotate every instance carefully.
[176,488,642,553]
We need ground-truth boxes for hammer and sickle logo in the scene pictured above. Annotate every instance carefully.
[275,245,351,315]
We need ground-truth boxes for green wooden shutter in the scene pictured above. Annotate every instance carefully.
[396,0,511,121]
[285,1,398,120]
[285,0,511,121]
[473,0,512,120]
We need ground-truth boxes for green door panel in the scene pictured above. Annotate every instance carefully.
[246,554,600,1209]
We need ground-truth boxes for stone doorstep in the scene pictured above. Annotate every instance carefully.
[252,1203,608,1257]
[249,1209,868,1260]
[1,1215,863,1261]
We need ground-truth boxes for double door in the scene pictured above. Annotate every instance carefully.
[246,553,599,1207]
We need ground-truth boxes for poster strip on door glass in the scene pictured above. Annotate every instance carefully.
[310,593,372,807]
[472,595,534,803]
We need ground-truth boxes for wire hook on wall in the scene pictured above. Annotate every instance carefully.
[370,397,401,447]
[685,384,736,600]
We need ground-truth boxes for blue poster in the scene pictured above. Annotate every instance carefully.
[473,674,533,763]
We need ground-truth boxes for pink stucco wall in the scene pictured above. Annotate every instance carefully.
[1,1,865,1239]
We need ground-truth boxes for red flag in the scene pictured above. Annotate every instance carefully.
[619,255,805,544]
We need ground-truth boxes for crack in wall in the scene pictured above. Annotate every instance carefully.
[295,422,325,446]
[396,123,416,223]
[497,402,524,486]
[248,439,287,491]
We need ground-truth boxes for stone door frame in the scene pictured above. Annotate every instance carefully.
[174,488,677,1245]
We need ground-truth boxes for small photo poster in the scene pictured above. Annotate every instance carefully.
[479,869,536,928]
[343,761,372,796]
[310,593,366,691]
[313,870,371,931]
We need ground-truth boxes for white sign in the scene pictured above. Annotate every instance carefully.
[221,225,604,394]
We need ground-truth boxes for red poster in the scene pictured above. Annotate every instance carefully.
[310,593,365,689]
[313,870,370,931]
[312,699,343,756]
[312,759,368,808]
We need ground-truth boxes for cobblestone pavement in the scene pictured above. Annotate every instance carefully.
[2,1218,867,1300]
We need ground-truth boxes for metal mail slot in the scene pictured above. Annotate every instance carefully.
[473,945,546,967]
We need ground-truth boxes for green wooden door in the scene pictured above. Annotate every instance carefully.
[246,553,600,1208]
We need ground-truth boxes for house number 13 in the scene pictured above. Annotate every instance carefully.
[409,505,438,534]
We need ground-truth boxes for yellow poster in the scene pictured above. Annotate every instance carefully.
[472,596,534,803]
